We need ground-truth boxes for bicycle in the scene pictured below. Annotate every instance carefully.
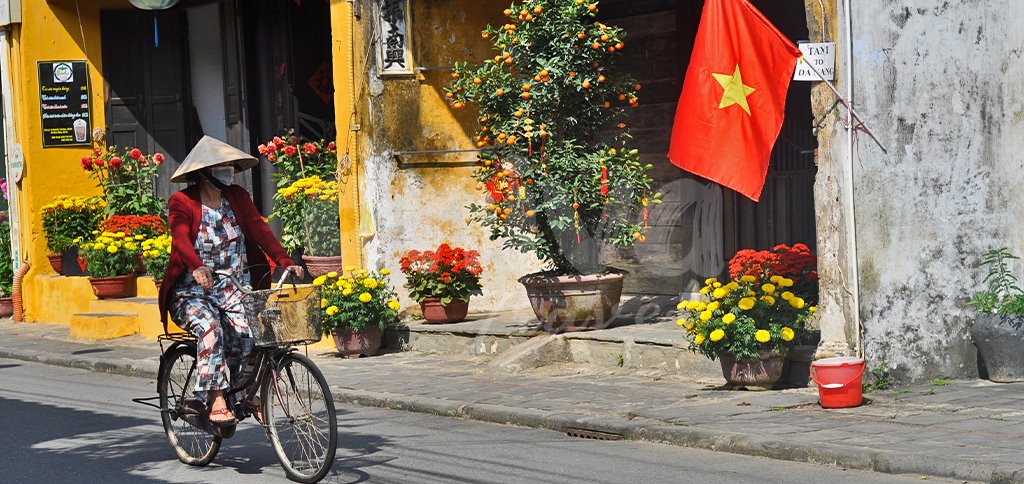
[149,268,337,483]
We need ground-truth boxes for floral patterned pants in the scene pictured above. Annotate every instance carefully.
[171,294,253,405]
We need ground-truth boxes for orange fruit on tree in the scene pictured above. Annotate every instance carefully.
[503,8,512,16]
[591,41,601,49]
[533,5,542,14]
[618,94,626,101]
[572,202,581,209]
[597,75,606,83]
[607,46,616,53]
[539,69,549,77]
[609,148,617,155]
[632,232,641,239]
[534,75,542,81]
[568,71,577,77]
[526,210,536,217]
[506,135,518,144]
[616,42,624,50]
[513,109,523,118]
[465,217,472,224]
[473,77,482,85]
[600,34,610,41]
[482,32,490,39]
[538,130,548,138]
[603,101,611,108]
[575,0,583,4]
[495,88,505,96]
[634,83,642,90]
[504,57,514,65]
[452,72,460,79]
[577,32,586,39]
[588,4,597,11]
[503,207,512,215]
[520,92,531,99]
[445,92,454,99]
[581,80,591,89]
[522,83,531,91]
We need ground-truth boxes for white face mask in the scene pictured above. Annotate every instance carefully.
[209,166,235,186]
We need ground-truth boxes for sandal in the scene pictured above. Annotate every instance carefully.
[249,397,264,423]
[208,407,237,426]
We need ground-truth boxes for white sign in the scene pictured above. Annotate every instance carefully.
[376,0,414,76]
[8,143,22,182]
[794,42,835,81]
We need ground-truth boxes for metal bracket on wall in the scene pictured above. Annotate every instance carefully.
[393,148,480,156]
[415,65,455,72]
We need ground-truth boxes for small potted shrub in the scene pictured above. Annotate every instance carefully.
[399,244,484,323]
[676,262,816,389]
[141,234,171,289]
[274,176,341,276]
[969,247,1024,382]
[448,0,658,331]
[318,267,400,358]
[81,145,165,216]
[78,231,143,299]
[0,212,13,317]
[41,195,106,274]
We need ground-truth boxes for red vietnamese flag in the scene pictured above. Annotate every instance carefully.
[667,0,801,201]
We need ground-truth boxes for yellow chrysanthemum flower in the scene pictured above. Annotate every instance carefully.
[694,333,706,345]
[381,269,391,276]
[789,297,806,309]
[770,275,782,284]
[699,286,711,295]
[342,288,353,296]
[694,302,707,312]
[722,313,736,324]
[363,279,379,289]
[93,243,105,251]
[107,245,118,254]
[327,271,338,279]
[676,318,686,327]
[687,301,701,311]
[712,287,728,299]
[712,282,722,288]
[761,283,776,294]
[388,300,401,311]
[738,298,756,311]
[781,291,794,301]
[676,301,688,311]
[781,327,795,342]
[684,320,695,331]
[779,278,794,288]
[320,298,328,309]
[740,275,756,283]
[358,292,372,303]
[707,301,720,312]
[761,295,776,305]
[704,277,718,285]
[326,306,340,316]
[710,329,725,342]
[726,281,740,291]
[809,306,817,313]
[699,310,713,322]
[313,276,327,286]
[755,330,771,343]
[344,265,356,272]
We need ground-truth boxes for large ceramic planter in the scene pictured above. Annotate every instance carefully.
[972,313,1024,382]
[420,297,469,324]
[330,327,383,358]
[302,255,344,278]
[0,297,13,318]
[518,270,625,332]
[47,253,64,275]
[719,350,788,390]
[88,275,138,299]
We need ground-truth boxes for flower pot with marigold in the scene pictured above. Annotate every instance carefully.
[448,1,659,331]
[79,231,144,299]
[41,195,106,275]
[317,267,400,356]
[400,245,483,324]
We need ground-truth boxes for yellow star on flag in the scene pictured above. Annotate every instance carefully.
[712,64,756,115]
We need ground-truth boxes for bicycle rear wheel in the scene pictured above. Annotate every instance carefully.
[159,345,221,466]
[261,353,337,483]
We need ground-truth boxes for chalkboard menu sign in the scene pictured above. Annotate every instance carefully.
[38,60,91,147]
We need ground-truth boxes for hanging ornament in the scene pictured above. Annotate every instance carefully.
[600,165,608,196]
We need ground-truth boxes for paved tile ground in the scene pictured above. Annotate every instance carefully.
[2,319,1022,482]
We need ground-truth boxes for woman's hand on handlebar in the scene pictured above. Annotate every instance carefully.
[285,265,305,280]
[192,266,215,289]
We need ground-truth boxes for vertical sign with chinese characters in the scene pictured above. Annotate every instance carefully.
[377,0,414,76]
[38,60,91,147]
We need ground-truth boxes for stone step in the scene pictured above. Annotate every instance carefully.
[70,312,137,340]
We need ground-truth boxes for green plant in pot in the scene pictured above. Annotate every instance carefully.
[272,176,341,277]
[969,247,1024,382]
[447,0,658,331]
[399,244,484,324]
[41,195,106,274]
[317,267,400,358]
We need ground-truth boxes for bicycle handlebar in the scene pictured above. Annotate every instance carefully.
[214,266,300,293]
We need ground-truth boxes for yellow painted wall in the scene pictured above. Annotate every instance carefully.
[330,0,360,268]
[8,0,132,322]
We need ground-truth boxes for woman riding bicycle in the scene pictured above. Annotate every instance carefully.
[158,136,304,426]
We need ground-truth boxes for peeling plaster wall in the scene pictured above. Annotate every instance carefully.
[356,0,541,312]
[850,2,1024,380]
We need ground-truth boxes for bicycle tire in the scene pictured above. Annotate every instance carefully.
[261,353,338,483]
[159,345,222,466]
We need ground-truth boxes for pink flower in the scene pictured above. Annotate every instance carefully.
[283,145,297,156]
[109,157,122,169]
[257,144,268,155]
[273,136,285,148]
[153,153,164,165]
[129,148,143,160]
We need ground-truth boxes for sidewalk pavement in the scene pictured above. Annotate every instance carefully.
[3,319,1022,483]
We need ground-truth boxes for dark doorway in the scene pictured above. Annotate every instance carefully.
[101,9,195,202]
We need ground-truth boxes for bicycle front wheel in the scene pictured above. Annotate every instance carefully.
[261,353,338,483]
[159,345,221,466]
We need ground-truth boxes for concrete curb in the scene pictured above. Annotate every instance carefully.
[2,346,1011,482]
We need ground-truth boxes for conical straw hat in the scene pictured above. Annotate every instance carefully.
[171,136,259,183]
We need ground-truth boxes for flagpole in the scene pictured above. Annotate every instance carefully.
[799,56,888,154]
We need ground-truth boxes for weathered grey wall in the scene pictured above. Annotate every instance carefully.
[850,1,1024,380]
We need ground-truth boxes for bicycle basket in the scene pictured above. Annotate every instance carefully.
[241,286,323,347]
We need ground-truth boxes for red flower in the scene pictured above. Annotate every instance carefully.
[258,144,268,155]
[109,157,123,169]
[327,142,337,152]
[439,272,453,284]
[273,136,286,148]
[265,143,278,153]
[283,145,297,156]
[80,156,93,171]
[94,158,105,167]
[129,148,143,160]
[153,153,165,165]
[303,143,317,155]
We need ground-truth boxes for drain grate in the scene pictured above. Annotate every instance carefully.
[563,427,624,441]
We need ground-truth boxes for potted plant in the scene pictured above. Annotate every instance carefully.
[99,214,167,275]
[447,0,658,332]
[141,234,172,289]
[41,195,106,274]
[399,244,484,324]
[676,268,816,390]
[318,267,400,358]
[969,247,1024,382]
[78,231,142,299]
[81,145,165,216]
[274,176,341,276]
[0,211,13,317]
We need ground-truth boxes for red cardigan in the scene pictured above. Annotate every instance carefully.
[158,184,295,327]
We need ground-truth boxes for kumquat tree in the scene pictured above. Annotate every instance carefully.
[447,0,660,276]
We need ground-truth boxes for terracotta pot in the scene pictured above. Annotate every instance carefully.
[420,297,469,324]
[47,253,64,275]
[0,297,13,318]
[518,270,626,332]
[330,327,383,358]
[153,278,163,291]
[719,350,788,390]
[88,275,138,299]
[302,254,344,278]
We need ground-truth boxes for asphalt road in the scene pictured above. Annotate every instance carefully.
[0,359,968,484]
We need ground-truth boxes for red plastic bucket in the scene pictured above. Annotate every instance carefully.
[810,357,866,408]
